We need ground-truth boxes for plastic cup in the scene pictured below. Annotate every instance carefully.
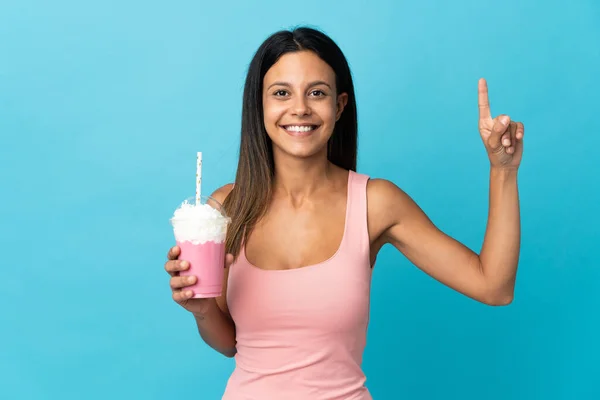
[170,196,231,298]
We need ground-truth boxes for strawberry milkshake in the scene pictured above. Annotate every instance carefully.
[170,196,231,298]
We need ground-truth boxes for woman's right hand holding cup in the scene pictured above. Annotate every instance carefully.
[165,245,216,316]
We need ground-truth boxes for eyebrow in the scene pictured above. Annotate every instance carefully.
[267,80,332,90]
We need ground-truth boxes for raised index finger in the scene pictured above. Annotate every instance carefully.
[478,78,492,120]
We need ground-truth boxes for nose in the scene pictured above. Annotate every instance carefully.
[291,95,311,116]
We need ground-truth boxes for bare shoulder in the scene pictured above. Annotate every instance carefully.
[366,178,411,210]
[366,177,423,242]
[210,183,235,205]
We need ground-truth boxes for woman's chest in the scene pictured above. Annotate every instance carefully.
[227,250,372,336]
[245,201,347,271]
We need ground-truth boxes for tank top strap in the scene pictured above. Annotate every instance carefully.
[344,170,370,257]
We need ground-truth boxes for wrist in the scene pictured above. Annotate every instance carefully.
[192,298,220,320]
[490,166,518,180]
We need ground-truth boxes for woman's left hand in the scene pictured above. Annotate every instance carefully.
[477,78,524,169]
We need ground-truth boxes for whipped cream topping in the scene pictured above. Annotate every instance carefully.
[171,201,230,244]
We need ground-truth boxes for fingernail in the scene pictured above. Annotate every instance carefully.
[501,116,510,125]
[188,276,196,283]
[180,261,188,268]
[185,290,193,297]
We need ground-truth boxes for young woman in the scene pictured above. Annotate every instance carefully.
[164,27,524,400]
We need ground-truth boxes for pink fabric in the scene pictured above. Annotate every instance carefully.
[222,171,373,400]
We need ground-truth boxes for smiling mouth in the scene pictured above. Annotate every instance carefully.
[281,125,320,135]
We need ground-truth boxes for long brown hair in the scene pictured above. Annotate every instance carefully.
[223,26,358,258]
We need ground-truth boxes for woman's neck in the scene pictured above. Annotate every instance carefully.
[272,149,336,201]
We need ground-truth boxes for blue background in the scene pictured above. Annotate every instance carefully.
[1,0,598,399]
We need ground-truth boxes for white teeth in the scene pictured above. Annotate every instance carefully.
[285,125,315,132]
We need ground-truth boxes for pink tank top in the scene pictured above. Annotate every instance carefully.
[222,170,373,400]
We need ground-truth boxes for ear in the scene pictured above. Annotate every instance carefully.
[335,92,349,121]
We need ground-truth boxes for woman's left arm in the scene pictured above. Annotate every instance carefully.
[371,78,524,306]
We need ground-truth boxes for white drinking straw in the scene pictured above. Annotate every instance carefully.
[196,152,202,205]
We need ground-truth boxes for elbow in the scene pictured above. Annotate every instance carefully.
[224,349,237,358]
[220,346,237,358]
[482,289,514,306]
[486,294,514,306]
[478,266,516,306]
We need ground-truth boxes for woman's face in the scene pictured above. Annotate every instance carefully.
[262,50,348,160]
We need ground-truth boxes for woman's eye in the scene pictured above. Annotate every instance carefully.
[310,90,325,97]
[274,90,288,96]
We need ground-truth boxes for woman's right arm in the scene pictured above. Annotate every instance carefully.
[165,183,237,357]
[194,305,237,358]
[167,248,237,357]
